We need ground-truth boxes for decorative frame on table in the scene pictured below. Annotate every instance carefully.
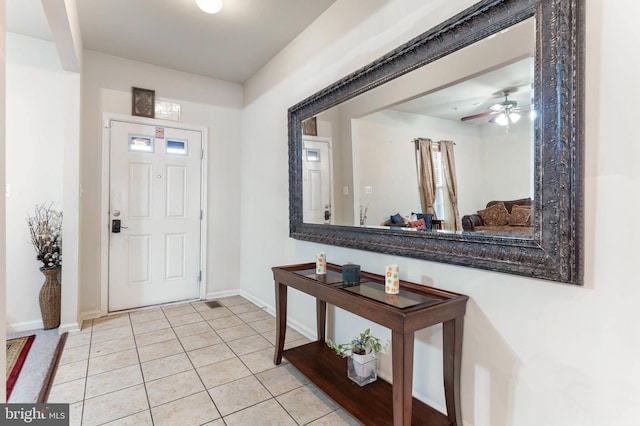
[131,87,155,118]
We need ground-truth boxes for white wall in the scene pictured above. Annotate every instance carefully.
[79,50,244,318]
[60,70,81,333]
[239,0,640,425]
[356,113,422,225]
[5,33,65,331]
[478,119,533,203]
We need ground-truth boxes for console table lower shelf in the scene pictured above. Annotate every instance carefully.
[284,341,450,426]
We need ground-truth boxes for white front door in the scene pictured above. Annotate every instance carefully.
[302,138,332,224]
[108,120,202,311]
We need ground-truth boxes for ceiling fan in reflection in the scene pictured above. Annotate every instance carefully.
[461,89,530,126]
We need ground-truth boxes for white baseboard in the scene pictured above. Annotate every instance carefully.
[239,290,316,340]
[7,319,80,335]
[79,310,102,324]
[6,320,44,334]
[238,290,270,311]
[206,289,241,300]
[59,322,81,334]
[412,390,447,417]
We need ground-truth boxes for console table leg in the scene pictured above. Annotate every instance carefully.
[274,282,288,365]
[392,330,415,426]
[443,316,464,425]
[316,300,326,342]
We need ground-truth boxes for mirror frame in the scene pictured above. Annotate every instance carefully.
[288,0,584,285]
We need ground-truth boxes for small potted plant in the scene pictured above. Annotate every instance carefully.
[327,328,381,386]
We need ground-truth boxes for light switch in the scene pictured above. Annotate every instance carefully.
[343,186,349,195]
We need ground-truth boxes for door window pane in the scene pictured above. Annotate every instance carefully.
[129,135,154,152]
[306,149,320,162]
[167,139,187,155]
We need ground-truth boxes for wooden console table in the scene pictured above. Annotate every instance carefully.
[273,263,468,426]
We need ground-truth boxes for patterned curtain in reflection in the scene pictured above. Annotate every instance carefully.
[414,138,437,217]
[440,140,461,231]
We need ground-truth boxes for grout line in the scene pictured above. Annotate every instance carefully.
[141,306,172,420]
[81,312,149,426]
[175,301,223,420]
[78,318,93,425]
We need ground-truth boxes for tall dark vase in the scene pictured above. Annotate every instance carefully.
[39,267,61,330]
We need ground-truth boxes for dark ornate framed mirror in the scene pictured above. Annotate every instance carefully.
[288,0,584,284]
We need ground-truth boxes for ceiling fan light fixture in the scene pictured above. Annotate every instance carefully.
[196,0,223,14]
[494,113,509,126]
[494,111,521,126]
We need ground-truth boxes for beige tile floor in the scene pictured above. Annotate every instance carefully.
[48,296,362,426]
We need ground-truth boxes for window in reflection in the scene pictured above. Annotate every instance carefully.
[431,147,445,222]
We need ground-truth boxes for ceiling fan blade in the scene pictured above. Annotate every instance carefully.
[491,100,518,111]
[513,105,532,112]
[461,111,496,121]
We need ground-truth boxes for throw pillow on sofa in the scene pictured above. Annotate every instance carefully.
[412,213,433,230]
[408,218,426,229]
[510,205,533,226]
[477,202,510,226]
[390,213,404,224]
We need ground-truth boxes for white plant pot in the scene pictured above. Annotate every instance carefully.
[348,352,377,386]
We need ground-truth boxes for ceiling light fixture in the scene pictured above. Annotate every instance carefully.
[494,111,521,126]
[196,0,223,14]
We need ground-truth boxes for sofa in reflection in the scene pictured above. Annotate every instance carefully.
[380,212,441,230]
[462,198,533,234]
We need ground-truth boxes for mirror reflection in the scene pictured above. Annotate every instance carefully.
[302,17,535,239]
